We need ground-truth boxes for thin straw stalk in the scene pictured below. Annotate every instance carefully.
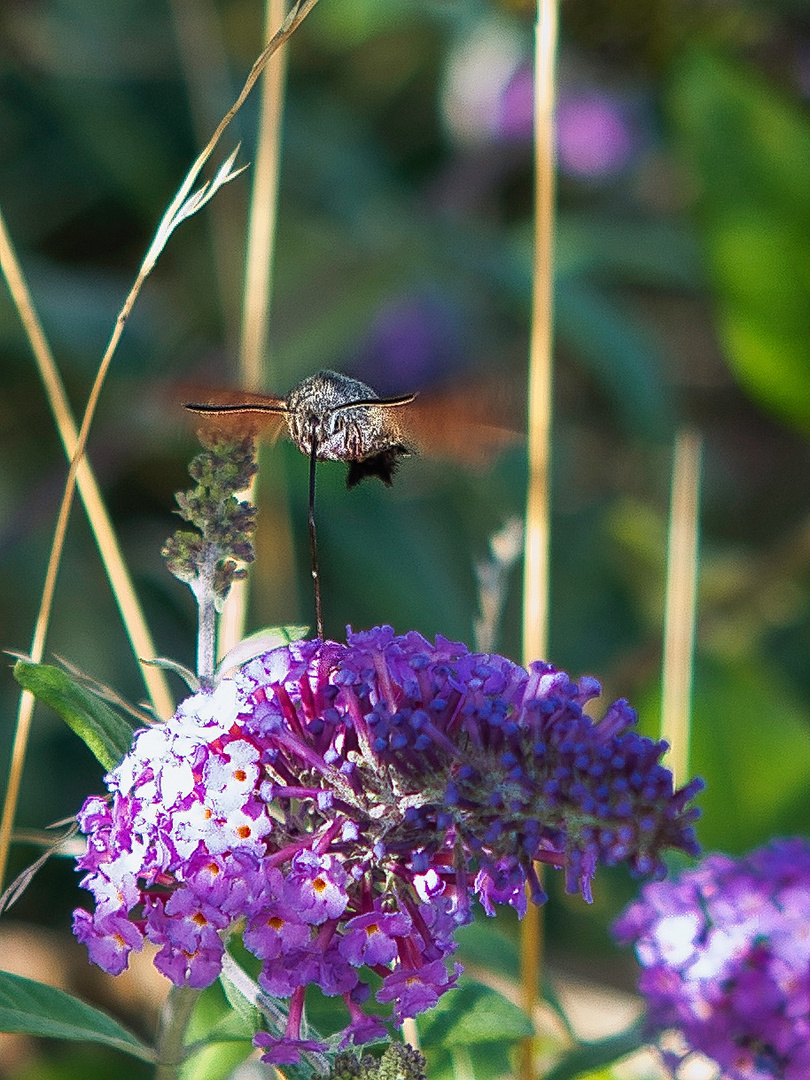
[0,206,176,891]
[0,208,171,713]
[240,0,289,394]
[523,0,557,667]
[660,428,702,787]
[521,0,559,1075]
[169,0,245,342]
[219,0,298,658]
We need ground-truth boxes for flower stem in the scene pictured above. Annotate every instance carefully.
[196,549,219,687]
[154,984,199,1080]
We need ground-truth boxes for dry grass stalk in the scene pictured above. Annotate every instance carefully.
[660,428,703,787]
[169,0,246,341]
[521,0,559,1075]
[220,0,298,659]
[240,0,289,394]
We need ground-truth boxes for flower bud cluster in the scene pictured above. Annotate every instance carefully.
[74,626,701,1061]
[161,429,257,608]
[614,839,810,1080]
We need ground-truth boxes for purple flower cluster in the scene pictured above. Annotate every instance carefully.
[614,839,810,1080]
[74,626,701,1061]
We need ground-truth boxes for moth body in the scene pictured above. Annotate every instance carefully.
[283,370,413,486]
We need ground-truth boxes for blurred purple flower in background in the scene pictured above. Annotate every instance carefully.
[74,627,702,1062]
[796,44,810,99]
[614,839,810,1080]
[499,61,534,142]
[556,91,636,179]
[441,19,638,180]
[352,292,464,393]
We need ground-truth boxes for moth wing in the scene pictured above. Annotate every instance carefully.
[396,378,524,467]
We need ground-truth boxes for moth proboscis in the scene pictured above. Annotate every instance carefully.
[184,368,522,637]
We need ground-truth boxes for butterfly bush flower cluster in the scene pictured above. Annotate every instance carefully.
[74,626,702,1062]
[614,839,810,1080]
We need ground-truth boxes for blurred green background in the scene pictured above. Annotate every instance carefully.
[2,0,810,1075]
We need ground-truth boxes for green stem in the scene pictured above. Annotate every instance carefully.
[154,984,200,1080]
[196,548,219,687]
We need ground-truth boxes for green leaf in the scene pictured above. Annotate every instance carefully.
[669,50,810,432]
[689,657,810,852]
[556,213,703,292]
[455,920,520,982]
[184,977,260,1048]
[636,654,810,853]
[555,278,674,440]
[0,970,154,1062]
[305,0,412,48]
[543,1020,649,1080]
[215,625,311,679]
[211,981,261,1042]
[13,661,137,771]
[418,982,532,1049]
[180,1040,254,1080]
[142,656,199,692]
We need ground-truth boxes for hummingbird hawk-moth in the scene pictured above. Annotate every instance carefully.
[186,369,417,487]
[185,369,520,637]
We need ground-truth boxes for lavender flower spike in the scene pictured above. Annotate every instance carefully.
[614,839,810,1080]
[73,627,702,1060]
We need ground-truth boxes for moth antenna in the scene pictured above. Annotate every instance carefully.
[184,401,289,415]
[330,392,417,414]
